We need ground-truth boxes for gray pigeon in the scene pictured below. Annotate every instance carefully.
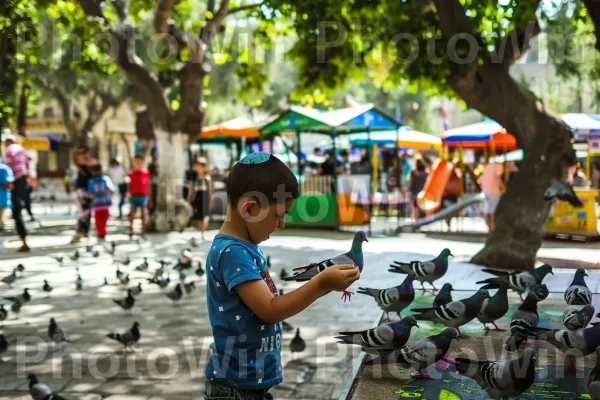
[290,328,306,357]
[135,258,149,272]
[43,280,53,296]
[48,318,71,344]
[545,182,584,207]
[564,305,595,331]
[184,281,196,294]
[357,273,415,321]
[1,269,17,287]
[477,283,509,332]
[336,316,419,350]
[505,292,540,351]
[129,283,143,296]
[389,248,453,291]
[588,346,600,400]
[107,321,141,352]
[363,328,460,379]
[477,264,553,300]
[4,288,31,304]
[75,275,83,291]
[284,231,368,301]
[565,269,592,305]
[11,300,21,317]
[0,304,7,322]
[166,283,183,306]
[113,290,135,313]
[433,283,453,308]
[532,323,600,357]
[445,347,537,399]
[27,373,68,400]
[411,289,491,338]
[0,333,7,357]
[526,284,549,302]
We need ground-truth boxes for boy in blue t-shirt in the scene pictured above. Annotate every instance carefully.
[0,161,15,232]
[205,152,360,399]
[87,164,115,240]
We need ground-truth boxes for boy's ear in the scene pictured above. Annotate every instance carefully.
[238,198,259,218]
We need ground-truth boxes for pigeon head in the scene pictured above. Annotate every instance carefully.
[27,373,39,383]
[44,279,48,284]
[440,327,460,342]
[533,263,554,280]
[402,315,419,328]
[574,268,588,280]
[477,289,491,299]
[138,283,142,289]
[439,248,454,258]
[132,321,140,329]
[441,283,453,292]
[49,318,56,325]
[354,231,368,243]
[294,328,301,337]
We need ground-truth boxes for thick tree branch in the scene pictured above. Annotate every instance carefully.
[431,0,473,38]
[33,76,80,141]
[495,21,541,66]
[583,0,600,51]
[153,0,177,35]
[213,0,231,29]
[80,92,111,135]
[227,1,264,16]
[111,0,127,22]
[78,0,108,22]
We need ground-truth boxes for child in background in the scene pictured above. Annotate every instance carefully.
[87,164,115,241]
[0,160,15,232]
[63,171,71,195]
[128,155,151,239]
[187,157,213,241]
[204,152,360,399]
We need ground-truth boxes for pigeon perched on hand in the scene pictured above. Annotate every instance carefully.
[505,292,541,351]
[433,283,454,308]
[545,182,584,207]
[128,283,143,296]
[389,248,453,292]
[565,269,592,305]
[363,328,460,379]
[336,316,419,350]
[290,328,306,358]
[43,280,53,296]
[4,288,31,304]
[107,321,141,352]
[563,305,595,331]
[113,289,135,313]
[411,288,490,338]
[48,318,71,344]
[588,347,600,400]
[166,283,183,306]
[477,263,553,300]
[283,231,368,301]
[445,347,537,399]
[27,373,68,400]
[1,269,17,287]
[357,273,415,321]
[477,283,509,332]
[0,304,7,322]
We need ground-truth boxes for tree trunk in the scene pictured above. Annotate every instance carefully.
[152,130,193,232]
[16,82,30,137]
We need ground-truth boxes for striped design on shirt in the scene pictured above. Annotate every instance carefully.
[4,144,29,179]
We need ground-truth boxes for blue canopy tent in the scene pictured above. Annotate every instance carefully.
[562,113,600,138]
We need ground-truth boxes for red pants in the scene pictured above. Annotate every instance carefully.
[94,209,110,238]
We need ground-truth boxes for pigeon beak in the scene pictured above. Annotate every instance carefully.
[584,272,589,277]
[415,323,420,328]
[364,237,369,242]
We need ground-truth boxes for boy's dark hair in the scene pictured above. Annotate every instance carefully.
[226,152,299,206]
[90,164,103,174]
[134,154,143,160]
[339,149,349,157]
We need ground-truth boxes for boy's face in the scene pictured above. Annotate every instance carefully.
[195,163,206,174]
[133,158,143,170]
[238,198,295,244]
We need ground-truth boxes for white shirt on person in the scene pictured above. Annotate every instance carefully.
[107,166,127,185]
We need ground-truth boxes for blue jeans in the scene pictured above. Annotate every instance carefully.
[204,380,273,400]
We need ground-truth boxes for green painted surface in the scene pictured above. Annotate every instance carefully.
[285,194,337,227]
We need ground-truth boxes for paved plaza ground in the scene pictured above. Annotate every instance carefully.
[0,204,597,399]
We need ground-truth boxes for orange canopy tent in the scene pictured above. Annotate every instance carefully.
[199,117,260,140]
[441,119,518,150]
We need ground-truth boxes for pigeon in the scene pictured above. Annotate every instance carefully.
[69,250,80,261]
[195,262,205,277]
[113,289,135,313]
[51,253,65,264]
[184,281,196,294]
[103,277,109,286]
[283,231,368,301]
[336,316,419,350]
[476,263,553,300]
[190,237,199,248]
[107,321,141,352]
[86,245,93,253]
[178,270,186,282]
[389,248,453,291]
[43,280,53,296]
[106,241,116,256]
[16,264,25,274]
[11,300,21,316]
[363,328,460,379]
[119,274,130,285]
[135,258,149,272]
[290,328,306,357]
[4,288,31,304]
[174,249,193,271]
[526,283,549,302]
[280,269,289,280]
[0,304,7,322]
[532,323,600,359]
[48,318,71,344]
[477,283,509,332]
[563,305,595,331]
[92,249,100,258]
[166,283,183,306]
[75,275,83,291]
[266,256,271,268]
[565,269,592,305]
[116,256,131,266]
[0,333,7,357]
[411,288,491,338]
[148,275,170,288]
[27,373,69,400]
[545,182,584,207]
[444,347,536,399]
[282,320,294,332]
[588,347,600,400]
[129,283,143,296]
[357,273,415,321]
[1,269,17,287]
[433,283,454,308]
[116,268,124,281]
[505,292,541,351]
[153,265,166,279]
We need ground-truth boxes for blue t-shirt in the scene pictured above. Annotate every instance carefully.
[0,163,14,208]
[205,234,282,390]
[87,175,115,209]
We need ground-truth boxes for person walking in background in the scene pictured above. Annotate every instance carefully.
[0,159,15,232]
[187,158,213,241]
[108,159,128,219]
[63,170,72,195]
[128,155,152,239]
[71,145,97,244]
[87,164,115,241]
[407,158,429,220]
[568,161,589,187]
[478,161,504,233]
[23,177,35,222]
[3,133,30,252]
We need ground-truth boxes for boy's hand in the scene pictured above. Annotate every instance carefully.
[317,264,360,292]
